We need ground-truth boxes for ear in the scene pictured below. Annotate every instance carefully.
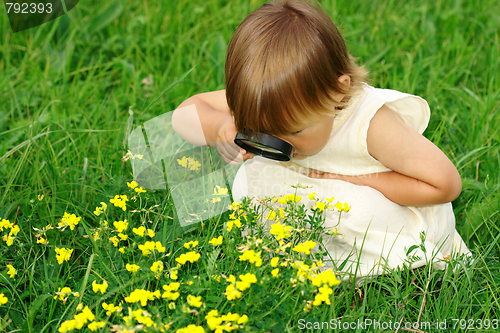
[338,74,351,91]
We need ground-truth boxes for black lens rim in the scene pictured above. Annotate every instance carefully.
[234,131,294,161]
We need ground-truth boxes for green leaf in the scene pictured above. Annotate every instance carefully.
[86,1,123,34]
[22,294,52,333]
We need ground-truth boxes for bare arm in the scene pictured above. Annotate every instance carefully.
[309,105,462,206]
[172,89,254,164]
[172,89,231,146]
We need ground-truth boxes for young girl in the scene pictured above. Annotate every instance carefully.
[172,0,470,278]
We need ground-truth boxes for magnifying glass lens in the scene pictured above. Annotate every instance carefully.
[234,131,294,161]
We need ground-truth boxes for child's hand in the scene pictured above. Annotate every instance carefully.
[215,115,254,165]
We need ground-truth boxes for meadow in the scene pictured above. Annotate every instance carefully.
[0,0,499,332]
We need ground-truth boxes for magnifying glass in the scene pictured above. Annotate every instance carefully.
[234,131,295,161]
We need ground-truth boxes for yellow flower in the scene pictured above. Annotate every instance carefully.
[57,212,81,231]
[270,221,292,240]
[147,229,155,237]
[313,201,326,212]
[126,263,140,273]
[53,287,79,301]
[119,247,125,254]
[37,237,49,245]
[266,210,277,221]
[175,251,201,265]
[308,192,317,200]
[176,325,206,333]
[102,302,122,316]
[118,233,128,241]
[271,268,279,277]
[211,185,228,203]
[176,156,202,171]
[335,202,351,212]
[113,220,128,233]
[110,195,128,211]
[55,248,73,264]
[162,282,180,300]
[125,289,159,306]
[270,257,279,267]
[226,218,241,232]
[224,283,242,301]
[310,269,340,287]
[184,240,199,249]
[88,321,106,331]
[150,261,164,273]
[92,280,108,294]
[239,250,262,267]
[208,235,223,246]
[6,265,16,278]
[277,194,302,204]
[292,240,316,255]
[135,186,146,193]
[156,241,166,252]
[187,294,203,308]
[133,226,145,237]
[0,293,7,305]
[93,202,107,216]
[109,236,119,247]
[127,181,138,189]
[235,273,257,291]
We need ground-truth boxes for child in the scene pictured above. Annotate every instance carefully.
[172,0,470,278]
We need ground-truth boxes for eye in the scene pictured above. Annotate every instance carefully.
[291,129,304,135]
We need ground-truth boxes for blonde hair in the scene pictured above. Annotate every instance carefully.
[225,0,368,137]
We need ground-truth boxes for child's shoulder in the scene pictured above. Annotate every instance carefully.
[351,83,431,135]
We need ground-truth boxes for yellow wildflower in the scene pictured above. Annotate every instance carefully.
[176,325,206,333]
[102,302,122,316]
[147,229,155,237]
[55,248,73,264]
[133,226,145,237]
[0,293,7,305]
[6,265,16,278]
[53,287,79,301]
[176,156,202,171]
[57,212,81,231]
[277,194,302,204]
[126,263,140,273]
[270,257,279,267]
[175,251,201,265]
[335,202,351,212]
[271,268,279,277]
[184,240,199,249]
[110,195,128,211]
[270,221,292,240]
[150,261,164,273]
[88,321,106,331]
[93,202,107,216]
[127,181,138,189]
[113,220,128,233]
[292,240,316,255]
[208,235,223,246]
[239,250,262,267]
[211,185,228,203]
[92,280,108,294]
[109,236,119,247]
[226,218,241,232]
[125,289,159,306]
[187,294,203,308]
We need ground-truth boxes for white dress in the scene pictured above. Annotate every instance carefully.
[231,83,470,278]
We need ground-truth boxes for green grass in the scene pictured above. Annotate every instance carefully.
[0,0,499,332]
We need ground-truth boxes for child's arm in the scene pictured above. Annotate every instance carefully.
[309,105,462,206]
[172,90,254,164]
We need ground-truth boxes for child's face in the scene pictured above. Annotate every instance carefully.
[276,112,336,159]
